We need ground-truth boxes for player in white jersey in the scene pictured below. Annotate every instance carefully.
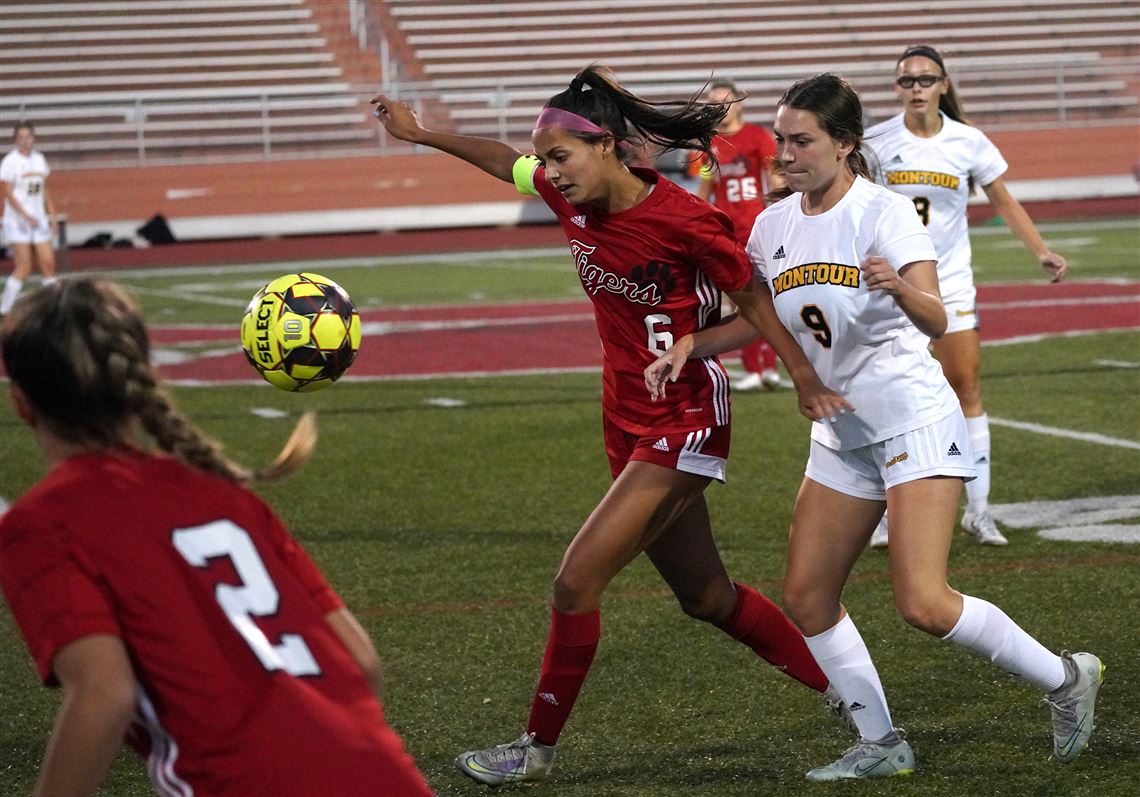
[1,123,59,316]
[863,45,1069,547]
[647,73,1103,780]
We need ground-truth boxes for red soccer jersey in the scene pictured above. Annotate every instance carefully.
[0,450,431,797]
[705,123,778,245]
[525,164,752,435]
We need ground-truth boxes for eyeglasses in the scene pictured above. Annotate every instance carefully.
[896,74,945,89]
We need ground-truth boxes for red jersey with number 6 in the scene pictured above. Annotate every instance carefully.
[0,450,432,797]
[520,162,752,435]
[704,123,778,245]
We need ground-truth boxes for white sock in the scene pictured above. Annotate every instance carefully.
[943,594,1065,691]
[42,275,59,287]
[964,414,991,515]
[0,276,24,315]
[804,614,895,741]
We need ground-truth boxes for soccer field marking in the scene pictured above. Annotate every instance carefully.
[361,312,594,336]
[979,295,1140,310]
[989,416,1140,450]
[982,326,1139,347]
[126,283,248,308]
[1095,359,1139,368]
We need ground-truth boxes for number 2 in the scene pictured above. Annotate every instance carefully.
[800,304,833,348]
[173,520,321,676]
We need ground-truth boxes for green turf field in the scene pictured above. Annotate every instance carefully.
[1,218,1138,795]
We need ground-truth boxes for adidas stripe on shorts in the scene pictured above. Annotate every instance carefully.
[603,415,730,482]
[805,409,976,500]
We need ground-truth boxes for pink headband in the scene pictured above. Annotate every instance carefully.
[533,107,607,135]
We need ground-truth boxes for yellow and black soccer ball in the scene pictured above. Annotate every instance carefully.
[240,272,362,392]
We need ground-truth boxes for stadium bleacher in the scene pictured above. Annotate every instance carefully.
[0,0,381,163]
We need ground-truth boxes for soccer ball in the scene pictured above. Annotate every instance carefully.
[240,272,362,392]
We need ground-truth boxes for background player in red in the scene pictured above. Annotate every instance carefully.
[0,279,433,796]
[696,79,786,391]
[373,65,849,787]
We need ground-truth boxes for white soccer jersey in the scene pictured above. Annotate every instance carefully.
[747,177,959,450]
[0,148,51,223]
[864,113,1007,299]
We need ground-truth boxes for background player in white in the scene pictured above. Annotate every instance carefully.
[864,45,1069,547]
[1,123,58,316]
[647,73,1103,781]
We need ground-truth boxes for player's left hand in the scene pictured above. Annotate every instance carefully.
[860,256,902,295]
[1040,251,1068,283]
[644,335,694,402]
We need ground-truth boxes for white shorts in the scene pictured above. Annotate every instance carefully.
[805,410,977,500]
[942,282,979,334]
[2,213,52,246]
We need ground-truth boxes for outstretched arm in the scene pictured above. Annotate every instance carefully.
[371,94,522,184]
[982,177,1067,282]
[326,607,385,701]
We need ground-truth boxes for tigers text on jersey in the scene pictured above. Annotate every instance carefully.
[516,158,752,436]
[702,123,778,244]
[865,112,1007,298]
[0,147,50,222]
[747,177,960,450]
[0,450,432,797]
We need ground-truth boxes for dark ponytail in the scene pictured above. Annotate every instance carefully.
[545,64,730,168]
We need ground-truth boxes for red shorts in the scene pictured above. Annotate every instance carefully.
[603,415,730,482]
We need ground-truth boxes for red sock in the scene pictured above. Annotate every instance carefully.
[739,339,765,373]
[719,581,828,692]
[526,607,600,746]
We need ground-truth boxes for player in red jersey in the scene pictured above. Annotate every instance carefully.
[373,64,852,787]
[0,279,433,796]
[696,80,785,392]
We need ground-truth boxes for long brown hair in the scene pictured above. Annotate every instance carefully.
[544,64,730,169]
[1,278,314,482]
[897,44,971,125]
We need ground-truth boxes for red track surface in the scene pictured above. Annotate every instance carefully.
[151,281,1140,384]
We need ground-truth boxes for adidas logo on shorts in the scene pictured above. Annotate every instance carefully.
[772,245,786,260]
[652,437,670,452]
[948,442,961,456]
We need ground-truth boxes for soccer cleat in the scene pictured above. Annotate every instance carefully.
[455,731,556,786]
[961,510,1009,546]
[760,368,782,390]
[869,514,889,549]
[733,371,765,392]
[806,732,915,781]
[824,685,859,735]
[1042,651,1105,764]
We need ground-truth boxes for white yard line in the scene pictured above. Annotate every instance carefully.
[989,417,1140,450]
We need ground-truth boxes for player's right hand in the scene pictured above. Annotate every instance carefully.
[369,94,423,143]
[644,335,695,402]
[795,375,854,423]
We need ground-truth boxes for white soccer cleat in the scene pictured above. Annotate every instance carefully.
[1043,651,1105,764]
[760,368,782,390]
[806,731,916,781]
[455,731,556,786]
[733,371,765,392]
[869,514,889,548]
[961,510,1009,545]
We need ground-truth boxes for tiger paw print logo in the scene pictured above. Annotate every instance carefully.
[630,261,676,298]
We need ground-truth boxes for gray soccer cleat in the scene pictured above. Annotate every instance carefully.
[824,685,859,735]
[1042,651,1105,764]
[806,731,915,781]
[961,510,1009,545]
[455,731,556,786]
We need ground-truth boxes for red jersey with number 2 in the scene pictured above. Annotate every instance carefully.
[521,162,752,435]
[0,450,432,797]
[706,123,778,245]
